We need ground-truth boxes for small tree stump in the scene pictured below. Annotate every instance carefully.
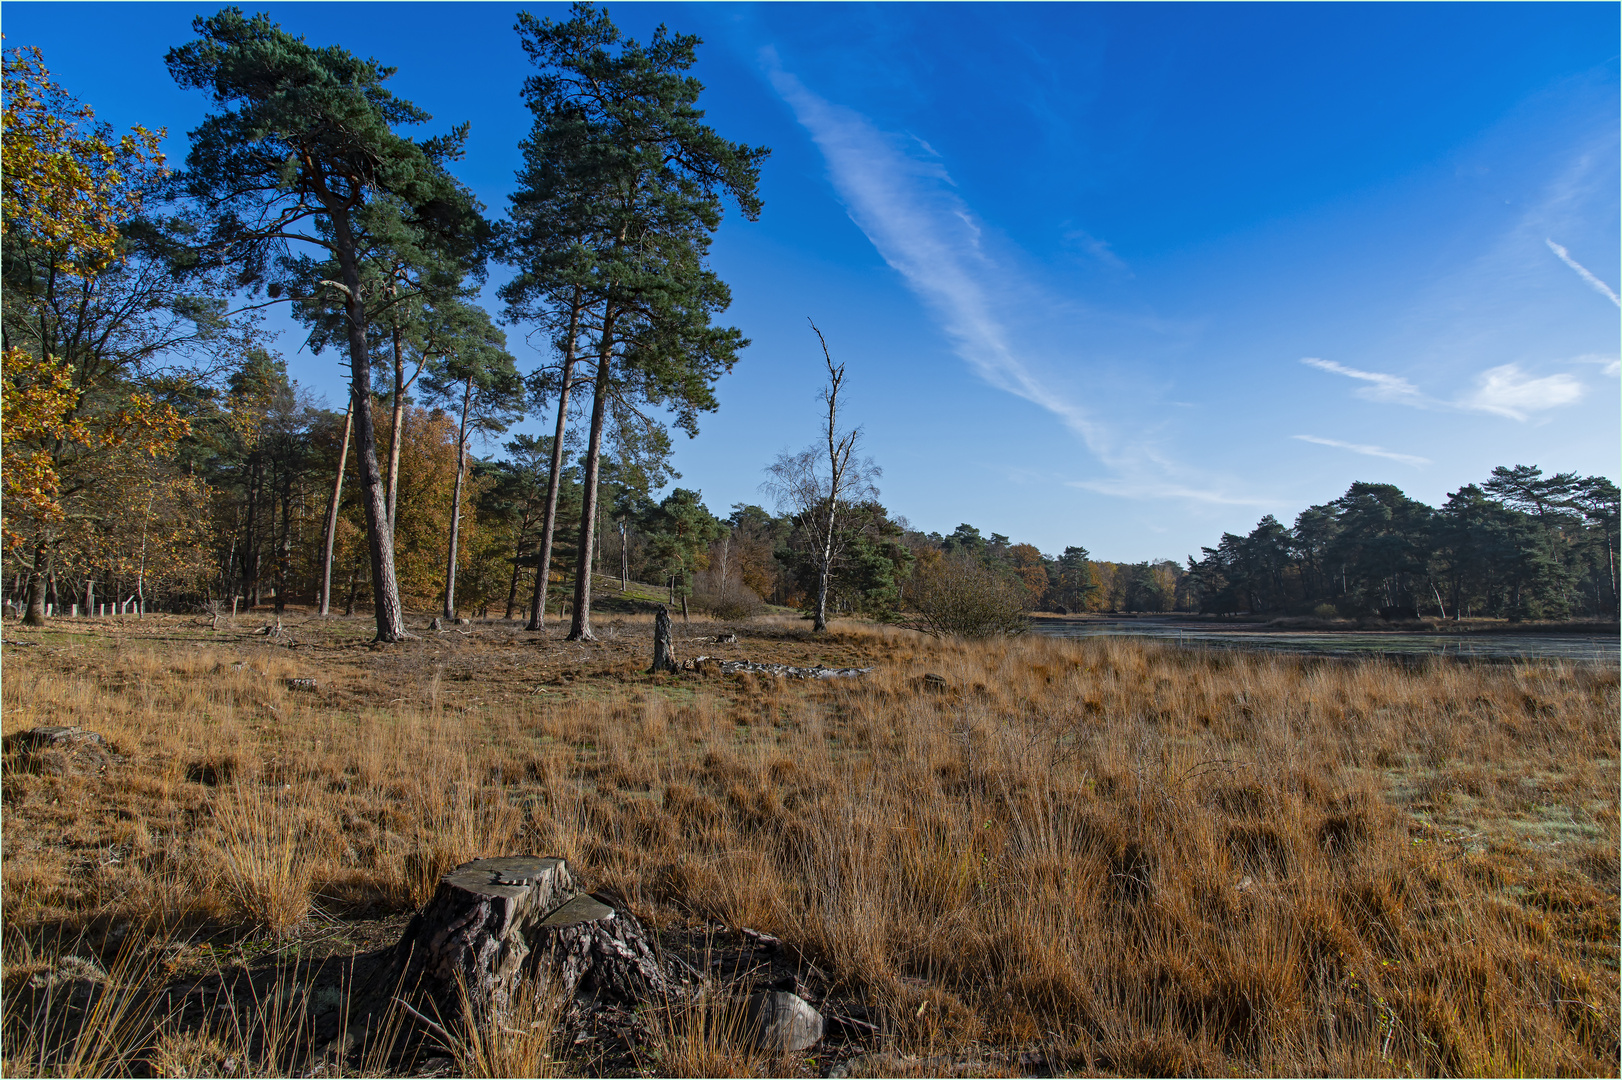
[385,856,688,1031]
[649,606,678,673]
[392,856,581,1012]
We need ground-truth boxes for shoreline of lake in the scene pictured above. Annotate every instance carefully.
[1027,613,1619,664]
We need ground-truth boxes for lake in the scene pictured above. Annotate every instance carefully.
[1027,616,1620,665]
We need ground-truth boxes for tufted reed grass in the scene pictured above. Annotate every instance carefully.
[1,613,1616,1075]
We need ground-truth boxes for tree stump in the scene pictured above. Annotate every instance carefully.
[384,855,688,1031]
[530,894,672,1003]
[649,606,678,673]
[391,856,580,1013]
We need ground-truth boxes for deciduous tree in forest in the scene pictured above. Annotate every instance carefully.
[2,48,198,624]
[1,46,163,278]
[1008,542,1049,606]
[167,11,480,641]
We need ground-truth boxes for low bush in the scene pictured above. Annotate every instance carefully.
[905,551,1028,637]
[695,586,764,621]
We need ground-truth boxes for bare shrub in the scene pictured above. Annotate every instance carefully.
[905,551,1029,637]
[695,584,764,621]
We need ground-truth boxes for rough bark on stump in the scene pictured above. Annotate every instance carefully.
[649,606,678,673]
[530,894,673,1003]
[386,856,684,1027]
[391,855,579,1013]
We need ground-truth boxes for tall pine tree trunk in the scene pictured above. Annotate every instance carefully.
[318,400,353,615]
[443,377,473,619]
[332,206,407,642]
[386,314,406,537]
[567,320,615,642]
[526,289,583,631]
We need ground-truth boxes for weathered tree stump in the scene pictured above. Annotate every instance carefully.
[649,606,678,673]
[530,893,672,1003]
[384,856,688,1032]
[391,856,580,1012]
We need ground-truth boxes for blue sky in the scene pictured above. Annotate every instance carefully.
[7,2,1618,560]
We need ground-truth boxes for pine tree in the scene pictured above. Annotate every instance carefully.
[167,10,481,641]
[504,3,767,641]
[420,304,522,619]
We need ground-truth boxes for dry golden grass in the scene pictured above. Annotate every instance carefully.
[1,611,1617,1076]
[450,971,567,1078]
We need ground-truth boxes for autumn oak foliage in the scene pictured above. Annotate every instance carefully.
[0,46,165,278]
[1,48,191,622]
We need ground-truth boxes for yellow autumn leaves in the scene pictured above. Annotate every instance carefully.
[1,45,165,278]
[1,47,187,553]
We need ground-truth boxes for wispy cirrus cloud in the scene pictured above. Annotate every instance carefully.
[1291,435,1430,467]
[761,51,1101,444]
[763,50,1265,507]
[1063,477,1275,507]
[1063,227,1130,274]
[1301,357,1584,421]
[1299,357,1428,407]
[1547,239,1621,307]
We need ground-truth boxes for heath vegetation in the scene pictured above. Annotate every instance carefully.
[2,612,1616,1076]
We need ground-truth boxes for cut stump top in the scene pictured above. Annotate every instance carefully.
[441,855,571,899]
[541,894,615,927]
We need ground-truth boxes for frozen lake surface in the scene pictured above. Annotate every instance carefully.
[1027,617,1619,665]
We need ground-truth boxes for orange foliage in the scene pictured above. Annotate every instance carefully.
[1008,542,1048,605]
[1,46,165,278]
[1,348,189,552]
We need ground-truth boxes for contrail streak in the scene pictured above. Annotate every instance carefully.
[1291,435,1430,467]
[1547,239,1621,307]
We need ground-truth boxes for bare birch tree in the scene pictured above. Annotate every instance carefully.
[765,321,880,632]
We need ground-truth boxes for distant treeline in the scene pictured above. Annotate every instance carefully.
[909,466,1619,622]
[1184,468,1618,620]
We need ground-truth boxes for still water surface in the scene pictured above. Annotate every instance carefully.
[1027,617,1619,665]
